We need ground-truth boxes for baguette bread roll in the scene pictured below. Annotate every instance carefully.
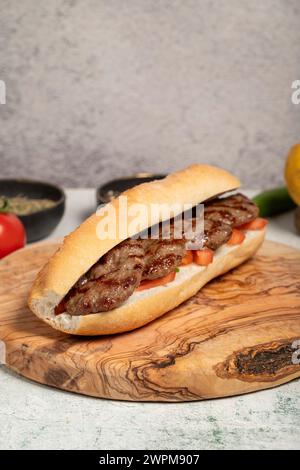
[28,164,264,335]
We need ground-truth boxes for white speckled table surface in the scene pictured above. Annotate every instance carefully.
[0,189,299,450]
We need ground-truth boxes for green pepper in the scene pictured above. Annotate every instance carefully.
[252,187,297,217]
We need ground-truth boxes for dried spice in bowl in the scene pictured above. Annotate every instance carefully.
[0,195,56,216]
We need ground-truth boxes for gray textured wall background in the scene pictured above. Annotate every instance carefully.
[0,0,299,188]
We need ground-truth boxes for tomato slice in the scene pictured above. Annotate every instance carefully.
[181,250,193,266]
[136,271,176,292]
[239,217,268,231]
[193,248,214,266]
[227,229,245,245]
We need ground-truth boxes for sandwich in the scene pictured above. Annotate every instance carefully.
[28,164,267,335]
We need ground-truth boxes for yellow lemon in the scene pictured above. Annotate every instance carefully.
[285,143,300,205]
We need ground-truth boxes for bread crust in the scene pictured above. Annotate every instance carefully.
[29,230,265,335]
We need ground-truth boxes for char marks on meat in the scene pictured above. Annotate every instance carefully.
[55,192,259,316]
[56,239,145,315]
[203,193,258,250]
[203,218,232,250]
[142,238,186,280]
[205,193,259,228]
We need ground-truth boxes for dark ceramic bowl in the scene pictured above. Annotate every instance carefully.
[97,173,166,205]
[0,179,65,243]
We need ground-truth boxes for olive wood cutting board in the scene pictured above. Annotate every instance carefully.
[0,240,299,402]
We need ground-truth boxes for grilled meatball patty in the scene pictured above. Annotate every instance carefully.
[205,193,259,227]
[55,239,145,315]
[142,238,186,280]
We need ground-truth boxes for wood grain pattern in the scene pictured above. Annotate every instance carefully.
[0,240,299,402]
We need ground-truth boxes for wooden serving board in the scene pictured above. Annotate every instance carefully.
[0,240,300,402]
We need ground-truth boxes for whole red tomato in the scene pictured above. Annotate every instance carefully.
[0,213,26,259]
